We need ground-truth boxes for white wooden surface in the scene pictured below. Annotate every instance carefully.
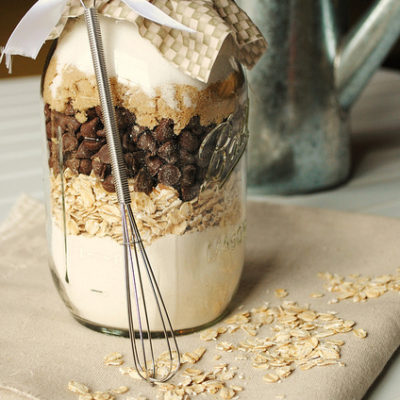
[0,70,399,399]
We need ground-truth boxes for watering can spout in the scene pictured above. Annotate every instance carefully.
[335,0,400,110]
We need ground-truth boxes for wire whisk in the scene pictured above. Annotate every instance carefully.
[80,0,180,382]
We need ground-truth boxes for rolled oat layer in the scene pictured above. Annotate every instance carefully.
[50,168,243,246]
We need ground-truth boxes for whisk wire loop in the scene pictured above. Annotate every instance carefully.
[125,204,180,382]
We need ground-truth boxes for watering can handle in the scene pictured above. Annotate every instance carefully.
[335,0,400,110]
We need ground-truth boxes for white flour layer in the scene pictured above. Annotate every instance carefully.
[51,221,244,331]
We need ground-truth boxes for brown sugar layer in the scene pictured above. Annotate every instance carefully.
[43,59,243,132]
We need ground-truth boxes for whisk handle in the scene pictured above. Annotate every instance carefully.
[83,7,131,205]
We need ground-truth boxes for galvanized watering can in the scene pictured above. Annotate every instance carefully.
[238,0,400,194]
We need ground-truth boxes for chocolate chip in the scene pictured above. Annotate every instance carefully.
[46,121,52,140]
[96,129,106,138]
[49,154,60,175]
[181,165,197,186]
[81,138,103,152]
[181,184,200,201]
[131,125,148,142]
[124,153,138,177]
[179,130,199,153]
[193,125,206,137]
[146,156,164,177]
[102,174,115,192]
[62,133,78,152]
[196,167,207,183]
[95,144,112,164]
[153,118,174,143]
[86,107,98,120]
[186,116,205,136]
[65,158,80,174]
[179,148,196,165]
[76,141,94,159]
[134,169,154,195]
[95,106,103,122]
[186,115,200,129]
[122,132,136,152]
[158,164,181,186]
[44,104,51,122]
[53,112,80,133]
[79,159,92,175]
[65,103,75,116]
[65,116,81,133]
[132,150,146,167]
[116,107,135,131]
[92,157,107,179]
[158,141,178,164]
[137,131,156,154]
[80,117,99,139]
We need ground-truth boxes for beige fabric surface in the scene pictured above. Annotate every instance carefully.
[0,195,399,400]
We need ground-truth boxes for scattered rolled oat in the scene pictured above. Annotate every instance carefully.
[263,373,279,383]
[216,342,235,352]
[79,394,93,400]
[181,347,206,364]
[353,328,368,339]
[200,329,219,342]
[103,352,124,366]
[274,288,288,298]
[68,381,90,395]
[318,271,400,303]
[111,386,129,394]
[127,396,147,400]
[92,392,114,400]
[310,292,324,298]
[68,279,374,400]
[219,386,236,399]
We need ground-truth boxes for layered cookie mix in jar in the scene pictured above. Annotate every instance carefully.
[42,0,267,334]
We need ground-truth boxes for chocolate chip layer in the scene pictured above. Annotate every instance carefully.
[46,103,218,201]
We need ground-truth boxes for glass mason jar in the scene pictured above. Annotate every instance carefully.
[41,15,248,336]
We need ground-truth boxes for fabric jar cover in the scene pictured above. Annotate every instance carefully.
[48,0,267,83]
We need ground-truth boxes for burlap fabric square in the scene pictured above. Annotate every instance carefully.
[0,195,399,400]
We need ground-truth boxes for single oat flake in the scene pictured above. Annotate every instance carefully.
[67,381,90,395]
[103,352,124,366]
[274,288,288,298]
[353,328,368,339]
[263,373,279,383]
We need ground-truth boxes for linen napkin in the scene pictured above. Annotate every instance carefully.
[0,195,399,400]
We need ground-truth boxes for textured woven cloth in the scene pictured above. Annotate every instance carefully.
[0,195,399,400]
[48,0,267,83]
